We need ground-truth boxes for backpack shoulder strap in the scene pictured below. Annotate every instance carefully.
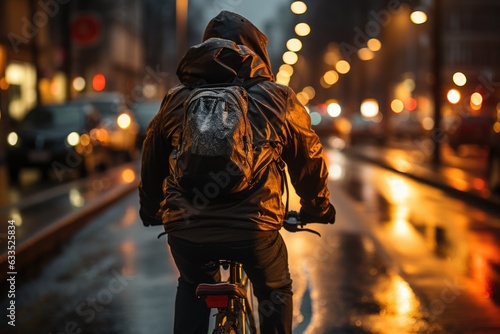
[270,141,289,214]
[255,140,289,214]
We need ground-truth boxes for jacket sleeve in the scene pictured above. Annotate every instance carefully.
[281,87,335,222]
[138,97,170,226]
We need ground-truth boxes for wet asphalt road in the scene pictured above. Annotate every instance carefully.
[1,148,500,333]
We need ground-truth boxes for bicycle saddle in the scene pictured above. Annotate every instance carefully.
[196,283,247,299]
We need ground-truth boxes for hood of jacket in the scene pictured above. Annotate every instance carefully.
[177,11,274,85]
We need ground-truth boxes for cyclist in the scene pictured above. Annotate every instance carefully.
[139,10,336,334]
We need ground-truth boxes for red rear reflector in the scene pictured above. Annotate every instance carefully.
[205,295,229,308]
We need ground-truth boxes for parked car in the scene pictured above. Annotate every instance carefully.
[131,99,162,147]
[445,115,492,151]
[349,114,386,145]
[6,103,109,182]
[72,92,139,161]
[388,114,426,140]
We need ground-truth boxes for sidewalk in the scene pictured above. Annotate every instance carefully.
[0,161,140,281]
[343,139,500,211]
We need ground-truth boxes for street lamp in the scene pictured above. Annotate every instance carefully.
[286,38,302,52]
[283,51,298,65]
[410,0,443,165]
[294,23,311,37]
[430,0,443,165]
[290,1,307,15]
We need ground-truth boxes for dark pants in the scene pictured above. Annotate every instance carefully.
[167,231,293,334]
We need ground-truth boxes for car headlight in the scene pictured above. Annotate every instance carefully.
[7,132,19,146]
[117,113,132,130]
[66,132,80,146]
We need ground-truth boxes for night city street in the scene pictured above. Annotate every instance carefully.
[1,0,500,333]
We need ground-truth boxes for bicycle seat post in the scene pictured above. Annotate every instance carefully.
[229,261,243,284]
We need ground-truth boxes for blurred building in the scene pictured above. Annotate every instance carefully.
[0,0,150,160]
[381,0,500,141]
[282,0,500,145]
[1,0,147,118]
[442,0,500,113]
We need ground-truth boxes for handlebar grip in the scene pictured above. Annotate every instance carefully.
[284,210,300,225]
[283,211,321,237]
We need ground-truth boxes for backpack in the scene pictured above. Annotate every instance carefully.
[172,81,280,197]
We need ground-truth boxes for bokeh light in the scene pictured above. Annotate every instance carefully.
[92,73,106,91]
[358,48,374,61]
[453,72,467,86]
[117,113,132,129]
[361,99,379,118]
[283,51,299,65]
[286,38,303,52]
[323,70,339,85]
[367,38,382,52]
[327,100,342,117]
[335,60,351,74]
[391,99,405,113]
[72,76,86,91]
[290,1,307,14]
[302,86,316,100]
[410,11,428,24]
[447,89,461,104]
[295,23,311,36]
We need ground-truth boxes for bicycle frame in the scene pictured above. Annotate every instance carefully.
[196,260,258,334]
[195,211,319,333]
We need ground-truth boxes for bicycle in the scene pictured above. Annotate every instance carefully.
[195,210,320,334]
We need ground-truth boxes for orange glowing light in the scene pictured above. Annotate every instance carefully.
[405,98,417,111]
[0,77,9,90]
[469,252,491,299]
[92,73,106,91]
[391,99,405,113]
[121,168,136,183]
[472,93,482,103]
[96,129,109,143]
[472,178,485,190]
[79,134,90,146]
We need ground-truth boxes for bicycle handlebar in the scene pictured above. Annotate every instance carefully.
[283,211,321,237]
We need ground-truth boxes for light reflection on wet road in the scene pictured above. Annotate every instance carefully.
[339,150,500,307]
[327,148,500,332]
[284,230,431,333]
[1,148,500,333]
